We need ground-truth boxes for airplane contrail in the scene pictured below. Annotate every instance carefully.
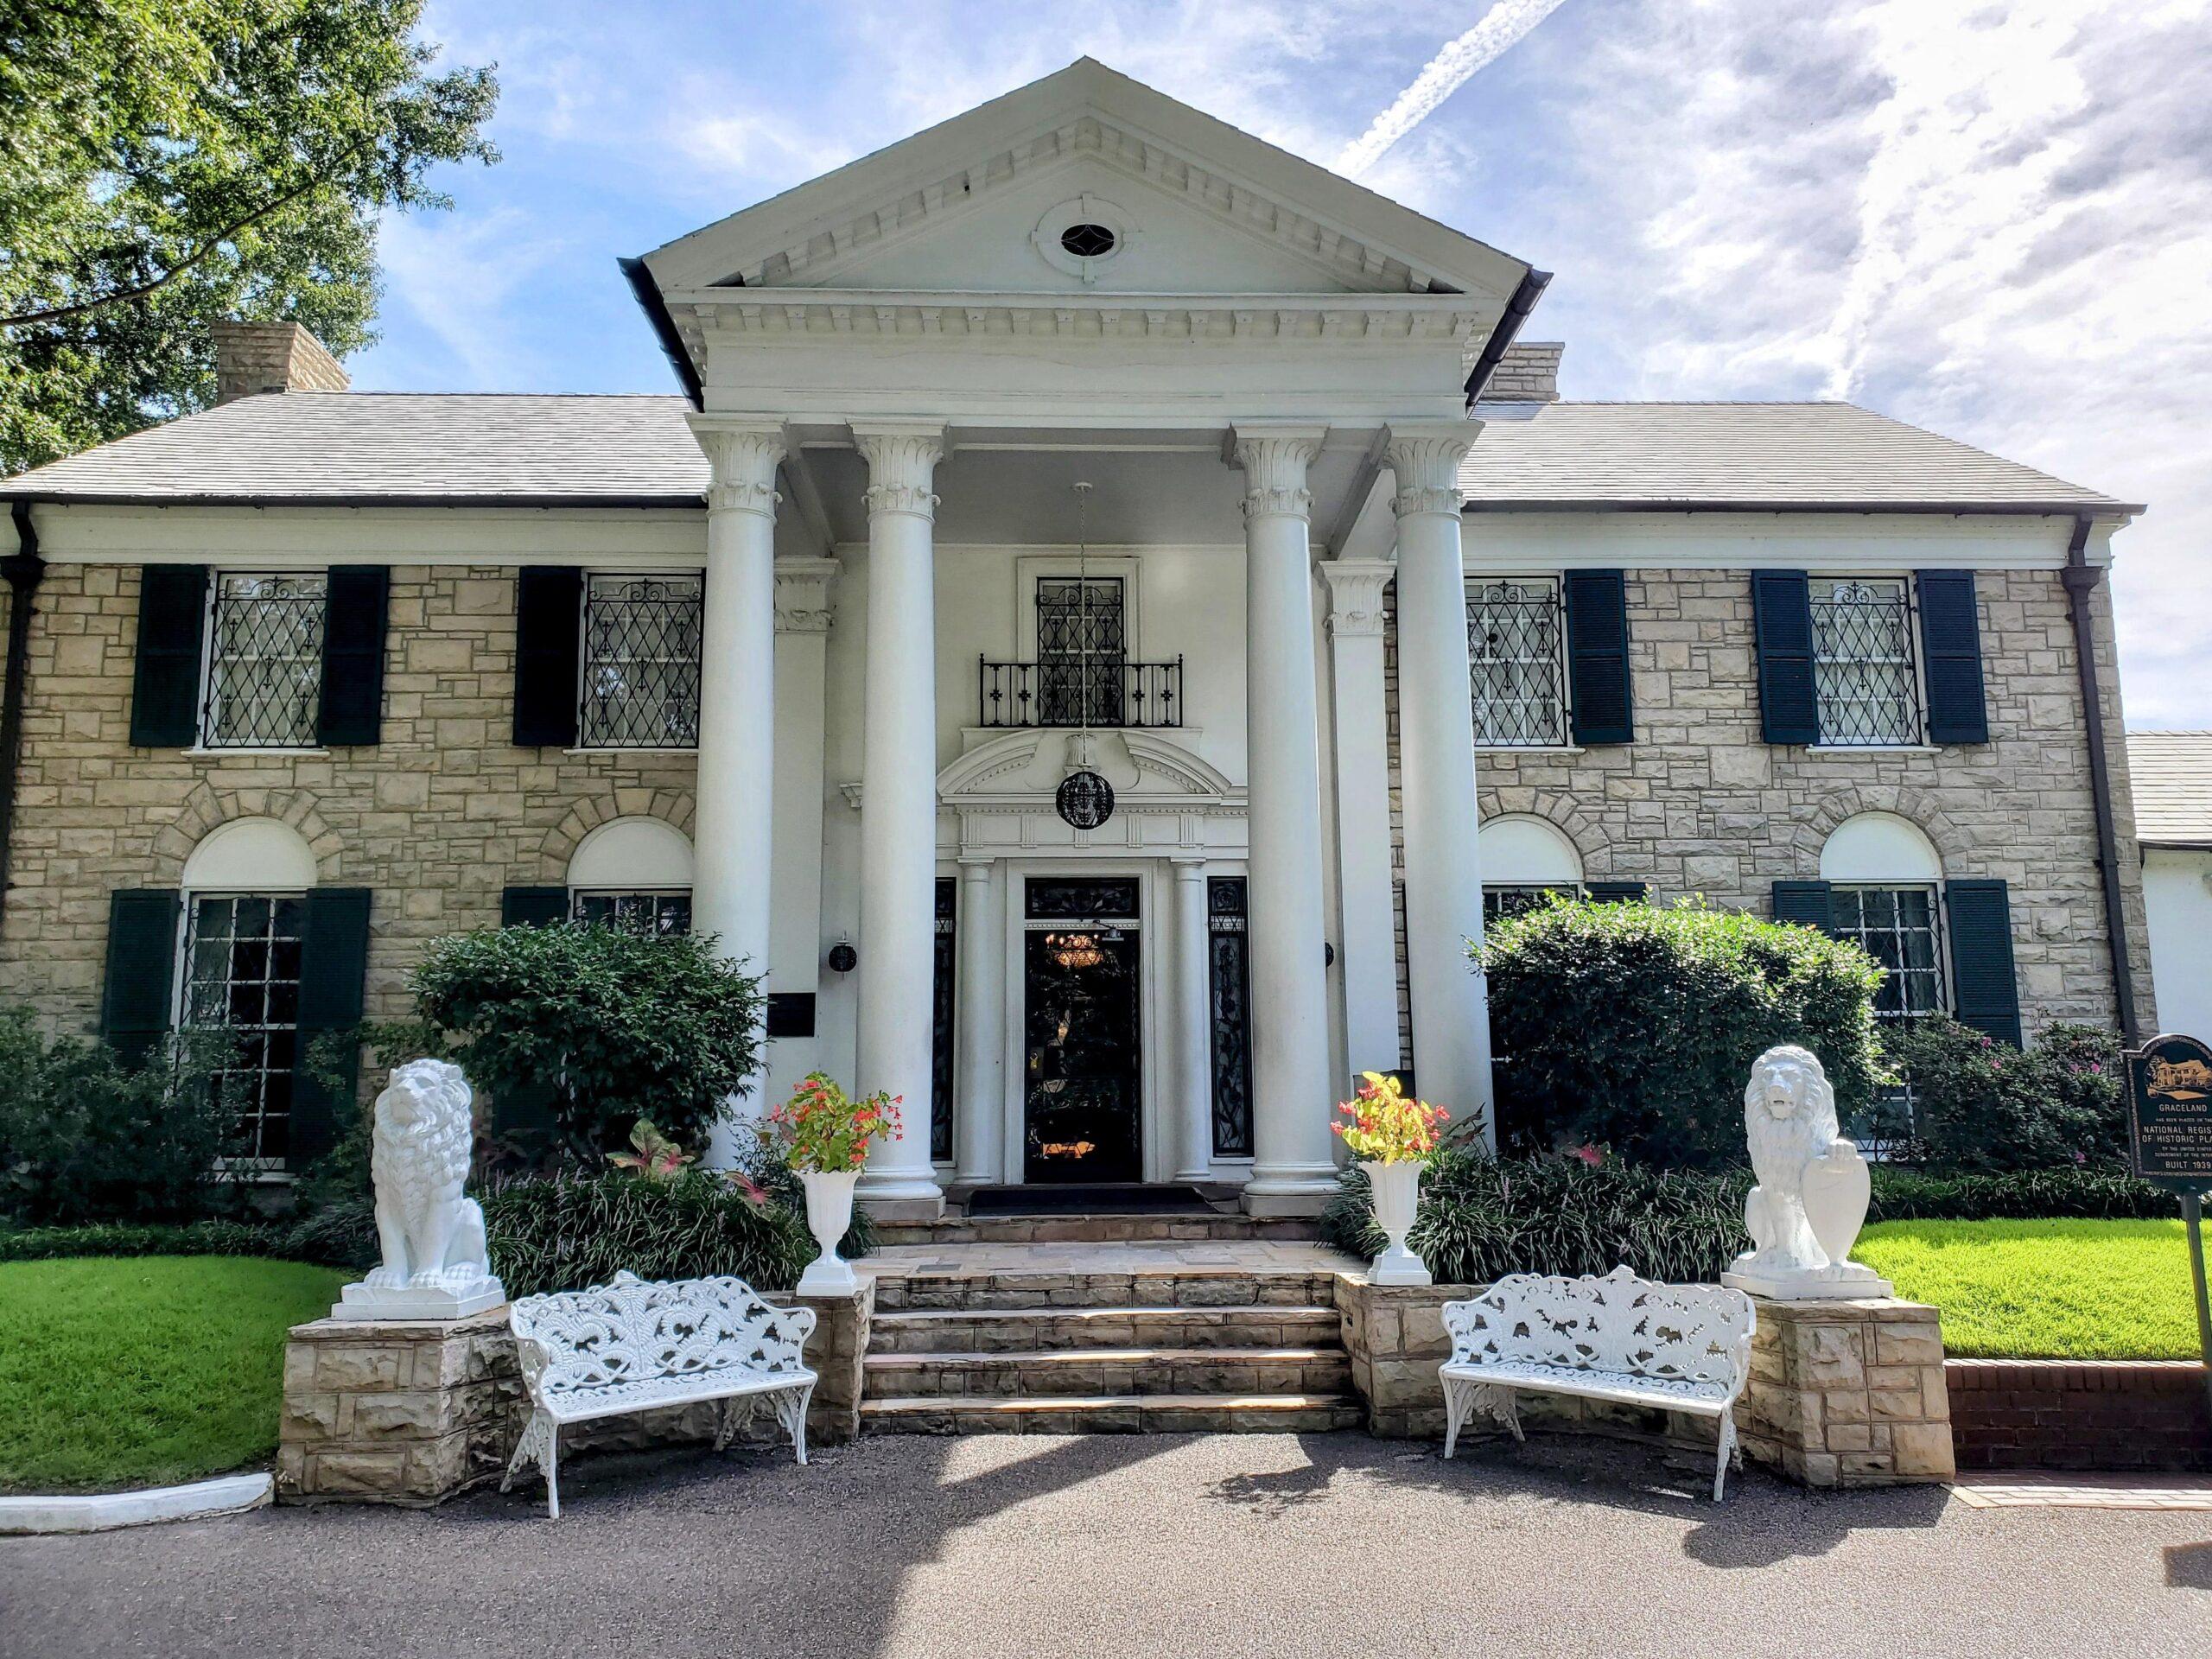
[1336,0,1573,179]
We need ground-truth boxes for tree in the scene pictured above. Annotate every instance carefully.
[0,0,498,474]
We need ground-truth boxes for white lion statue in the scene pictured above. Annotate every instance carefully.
[335,1058,505,1320]
[1720,1046,1890,1301]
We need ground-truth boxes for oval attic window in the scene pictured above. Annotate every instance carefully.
[1059,222,1118,259]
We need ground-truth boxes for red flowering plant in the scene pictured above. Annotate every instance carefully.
[607,1118,694,1181]
[1331,1071,1447,1164]
[768,1071,903,1174]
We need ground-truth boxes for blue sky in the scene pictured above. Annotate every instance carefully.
[362,0,2212,727]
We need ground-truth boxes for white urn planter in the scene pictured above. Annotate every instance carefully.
[1363,1159,1433,1287]
[794,1168,861,1296]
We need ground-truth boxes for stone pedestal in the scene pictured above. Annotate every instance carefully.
[1737,1296,1955,1486]
[278,1282,877,1505]
[1335,1273,1466,1438]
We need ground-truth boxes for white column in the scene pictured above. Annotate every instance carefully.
[1319,558,1402,1077]
[1386,420,1494,1145]
[1230,424,1338,1215]
[952,855,1003,1184]
[686,416,785,1166]
[1170,855,1214,1184]
[852,423,948,1217]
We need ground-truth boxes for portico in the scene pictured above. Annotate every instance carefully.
[640,59,1523,1217]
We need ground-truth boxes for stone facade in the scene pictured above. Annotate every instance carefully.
[1736,1296,1955,1487]
[211,321,351,404]
[1385,563,2153,1059]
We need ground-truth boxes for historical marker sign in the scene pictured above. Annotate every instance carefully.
[2127,1033,2212,1187]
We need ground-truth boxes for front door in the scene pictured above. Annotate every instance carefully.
[1023,877,1142,1182]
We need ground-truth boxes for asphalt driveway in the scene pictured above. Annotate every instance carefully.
[4,1433,2206,1659]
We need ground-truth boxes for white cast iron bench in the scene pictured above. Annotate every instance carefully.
[1440,1265,1756,1500]
[504,1269,817,1516]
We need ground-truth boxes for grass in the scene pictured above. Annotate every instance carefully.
[1856,1218,2208,1361]
[0,1255,349,1493]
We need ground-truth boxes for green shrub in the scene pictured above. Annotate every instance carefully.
[1480,897,1886,1167]
[0,1214,372,1268]
[481,1167,871,1298]
[1888,1015,2128,1173]
[374,923,766,1158]
[0,1010,239,1226]
[1866,1164,2171,1221]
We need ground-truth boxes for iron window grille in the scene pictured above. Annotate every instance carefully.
[1810,578,1924,746]
[1830,883,1945,1152]
[201,573,327,747]
[571,890,692,936]
[931,877,956,1162]
[579,575,703,748]
[1482,885,1577,927]
[1467,578,1570,747]
[181,893,306,1172]
[1207,876,1253,1158]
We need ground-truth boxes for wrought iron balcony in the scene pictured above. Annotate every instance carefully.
[977,657,1185,728]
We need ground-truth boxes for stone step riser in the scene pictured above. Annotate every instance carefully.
[873,1216,1322,1247]
[865,1352,1354,1399]
[872,1273,1342,1313]
[861,1396,1366,1436]
[868,1306,1342,1355]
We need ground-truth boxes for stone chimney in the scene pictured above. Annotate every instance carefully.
[1483,340,1563,403]
[211,321,349,404]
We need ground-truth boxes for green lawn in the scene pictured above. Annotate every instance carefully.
[1857,1218,2205,1360]
[0,1255,348,1493]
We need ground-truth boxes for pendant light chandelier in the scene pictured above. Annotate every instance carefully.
[1054,480,1116,831]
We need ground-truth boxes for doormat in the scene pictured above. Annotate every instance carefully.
[966,1184,1216,1217]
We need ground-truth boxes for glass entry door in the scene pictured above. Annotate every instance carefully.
[1022,878,1142,1183]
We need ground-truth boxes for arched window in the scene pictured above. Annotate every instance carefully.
[566,817,695,935]
[1478,815,1585,925]
[1820,812,1945,1023]
[180,817,319,1169]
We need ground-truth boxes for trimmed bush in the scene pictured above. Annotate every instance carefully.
[1866,1165,2171,1222]
[0,1215,372,1269]
[480,1168,872,1298]
[1482,897,1885,1168]
[1887,1015,2128,1173]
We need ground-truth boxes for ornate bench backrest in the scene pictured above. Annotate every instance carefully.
[1442,1265,1754,1391]
[508,1270,817,1401]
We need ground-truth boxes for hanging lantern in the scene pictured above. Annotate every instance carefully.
[1056,766,1115,830]
[1046,930,1105,970]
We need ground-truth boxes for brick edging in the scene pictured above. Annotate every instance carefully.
[1946,1357,2212,1471]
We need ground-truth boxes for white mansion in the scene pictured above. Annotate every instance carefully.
[0,60,2152,1217]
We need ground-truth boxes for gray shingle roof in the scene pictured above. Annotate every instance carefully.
[7,392,709,504]
[1461,401,2137,513]
[2127,733,2212,847]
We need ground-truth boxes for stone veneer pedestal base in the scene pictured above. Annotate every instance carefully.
[1737,1296,1955,1486]
[278,1283,874,1505]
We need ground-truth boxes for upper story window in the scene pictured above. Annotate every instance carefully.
[1036,577,1125,727]
[580,574,703,748]
[201,573,327,747]
[1809,576,1923,747]
[1466,577,1569,747]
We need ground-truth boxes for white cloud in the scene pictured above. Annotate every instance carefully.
[373,207,570,389]
[1337,0,1571,178]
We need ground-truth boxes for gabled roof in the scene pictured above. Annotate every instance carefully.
[639,58,1532,302]
[1460,401,2139,514]
[2127,733,2212,848]
[4,392,707,506]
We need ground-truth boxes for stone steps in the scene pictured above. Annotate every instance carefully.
[865,1345,1354,1398]
[860,1392,1365,1435]
[873,1214,1321,1247]
[873,1270,1342,1313]
[868,1304,1342,1355]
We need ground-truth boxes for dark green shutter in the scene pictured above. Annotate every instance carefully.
[1946,878,2023,1048]
[1586,881,1648,903]
[1564,569,1634,745]
[501,886,570,926]
[291,887,372,1168]
[1772,880,1834,931]
[316,566,390,747]
[1752,570,1818,745]
[512,567,582,747]
[129,565,208,747]
[100,889,181,1065]
[1916,570,1989,745]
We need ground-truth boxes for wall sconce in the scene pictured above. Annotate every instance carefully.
[826,938,857,974]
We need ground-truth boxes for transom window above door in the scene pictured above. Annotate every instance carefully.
[202,572,327,747]
[579,574,703,748]
[1466,577,1569,747]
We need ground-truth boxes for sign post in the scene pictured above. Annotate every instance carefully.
[2125,1033,2212,1419]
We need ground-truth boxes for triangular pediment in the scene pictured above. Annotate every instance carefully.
[642,60,1530,303]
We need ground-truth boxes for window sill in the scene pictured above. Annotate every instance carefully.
[1803,745,1941,755]
[563,747,700,757]
[1477,746,1586,757]
[184,747,330,759]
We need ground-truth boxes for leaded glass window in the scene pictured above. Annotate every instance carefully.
[570,891,692,936]
[1036,577,1125,728]
[1483,885,1574,926]
[1811,578,1923,746]
[931,878,956,1163]
[1466,578,1569,747]
[202,574,327,747]
[1830,886,1945,1022]
[580,575,703,748]
[181,893,305,1170]
[1207,877,1253,1158]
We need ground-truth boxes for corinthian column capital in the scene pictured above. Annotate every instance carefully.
[1230,423,1326,524]
[1383,420,1480,520]
[688,416,788,518]
[853,423,948,522]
